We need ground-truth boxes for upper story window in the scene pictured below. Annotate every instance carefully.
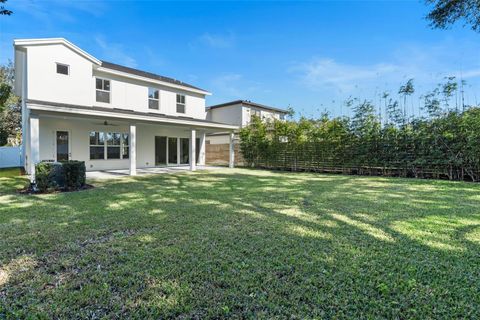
[148,88,159,110]
[250,109,261,121]
[56,63,69,75]
[176,94,186,113]
[96,78,110,103]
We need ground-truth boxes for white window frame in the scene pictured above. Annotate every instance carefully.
[106,132,121,160]
[121,133,129,159]
[54,129,71,161]
[250,108,261,121]
[176,94,186,114]
[56,63,70,75]
[96,78,111,103]
[148,88,159,110]
[89,131,129,160]
[89,131,105,160]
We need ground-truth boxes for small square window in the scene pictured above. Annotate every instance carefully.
[176,94,186,113]
[176,94,185,104]
[56,63,69,75]
[96,78,111,103]
[148,88,159,110]
[176,104,185,113]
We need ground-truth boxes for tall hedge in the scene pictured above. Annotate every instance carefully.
[239,107,480,182]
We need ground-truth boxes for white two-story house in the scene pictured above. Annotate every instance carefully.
[206,100,288,144]
[14,38,238,182]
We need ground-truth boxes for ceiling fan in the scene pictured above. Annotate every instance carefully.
[93,120,119,126]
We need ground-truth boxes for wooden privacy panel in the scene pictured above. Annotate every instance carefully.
[206,144,244,166]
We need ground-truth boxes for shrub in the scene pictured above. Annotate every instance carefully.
[60,160,86,190]
[35,162,64,192]
[34,160,85,192]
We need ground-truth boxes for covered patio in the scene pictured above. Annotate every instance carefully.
[26,100,238,182]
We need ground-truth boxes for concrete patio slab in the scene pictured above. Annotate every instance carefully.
[86,165,225,180]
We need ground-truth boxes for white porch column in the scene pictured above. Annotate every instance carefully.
[29,114,40,183]
[229,131,235,168]
[198,132,206,165]
[190,129,196,171]
[129,124,137,176]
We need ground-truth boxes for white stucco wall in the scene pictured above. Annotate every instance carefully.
[38,117,202,171]
[14,49,25,97]
[20,43,207,120]
[206,104,243,126]
[93,70,207,119]
[26,44,95,107]
[244,107,283,126]
[206,103,285,128]
[206,134,230,145]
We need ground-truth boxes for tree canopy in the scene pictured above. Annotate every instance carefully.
[0,0,12,16]
[426,0,480,32]
[0,62,21,146]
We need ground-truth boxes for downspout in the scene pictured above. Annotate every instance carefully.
[20,49,29,172]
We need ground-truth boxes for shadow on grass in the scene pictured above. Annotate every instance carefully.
[0,169,479,318]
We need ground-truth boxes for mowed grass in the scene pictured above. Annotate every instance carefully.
[1,169,479,319]
[0,167,22,178]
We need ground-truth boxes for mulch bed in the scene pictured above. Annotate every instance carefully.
[17,184,95,195]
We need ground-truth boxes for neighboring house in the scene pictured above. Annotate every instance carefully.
[14,38,238,182]
[205,100,288,144]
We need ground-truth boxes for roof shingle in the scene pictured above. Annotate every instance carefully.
[100,61,208,93]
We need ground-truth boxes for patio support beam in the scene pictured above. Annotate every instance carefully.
[190,129,196,171]
[198,132,206,165]
[129,124,137,176]
[229,131,235,168]
[29,114,40,183]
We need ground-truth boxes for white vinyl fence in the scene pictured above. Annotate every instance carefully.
[0,146,22,168]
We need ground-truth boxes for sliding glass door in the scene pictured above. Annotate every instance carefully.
[155,136,194,166]
[180,138,189,164]
[155,136,167,166]
[196,138,200,164]
[168,137,178,164]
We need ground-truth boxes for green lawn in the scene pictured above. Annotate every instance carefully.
[0,167,22,178]
[1,169,479,318]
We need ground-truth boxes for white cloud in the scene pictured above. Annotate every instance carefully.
[459,69,480,79]
[291,40,480,101]
[10,0,106,25]
[94,35,137,68]
[195,32,235,49]
[212,73,244,97]
[293,59,398,92]
[210,73,264,102]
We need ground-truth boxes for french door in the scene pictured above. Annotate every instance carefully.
[56,131,70,161]
[155,136,194,166]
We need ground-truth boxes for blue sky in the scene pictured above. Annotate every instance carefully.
[1,0,480,117]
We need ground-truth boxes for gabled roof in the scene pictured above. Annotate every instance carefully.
[100,61,208,94]
[207,100,289,114]
[14,38,101,65]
